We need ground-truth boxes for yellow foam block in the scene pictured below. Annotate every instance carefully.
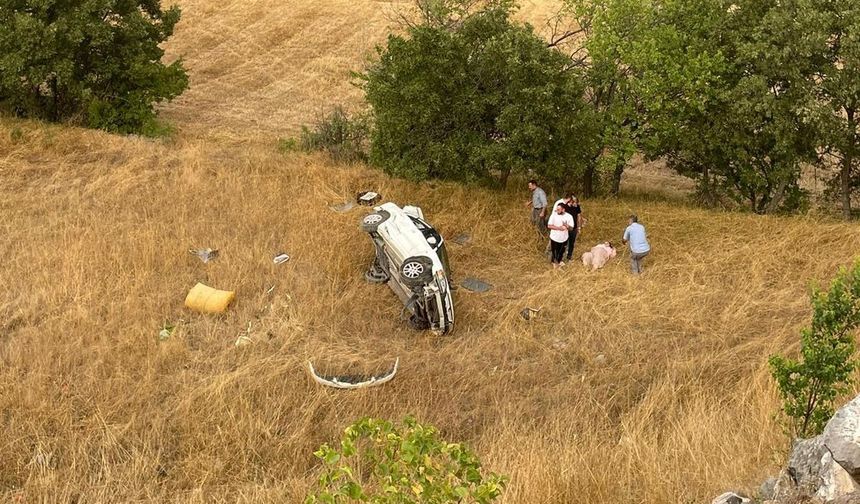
[184,283,235,313]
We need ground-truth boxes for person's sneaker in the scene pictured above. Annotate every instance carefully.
[559,261,566,267]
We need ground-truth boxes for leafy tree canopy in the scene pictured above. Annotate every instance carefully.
[0,0,189,134]
[360,0,597,187]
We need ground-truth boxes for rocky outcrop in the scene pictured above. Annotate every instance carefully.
[714,393,860,504]
[824,395,860,478]
[712,491,751,504]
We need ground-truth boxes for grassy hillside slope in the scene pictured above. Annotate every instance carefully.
[1,121,858,502]
[1,0,857,502]
[160,0,565,140]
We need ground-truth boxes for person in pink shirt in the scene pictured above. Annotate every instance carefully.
[581,242,617,271]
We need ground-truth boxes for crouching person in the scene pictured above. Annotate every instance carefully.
[622,214,651,275]
[581,242,617,271]
[547,203,575,269]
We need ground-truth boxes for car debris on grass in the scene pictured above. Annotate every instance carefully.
[356,191,381,206]
[307,358,399,389]
[461,277,492,293]
[185,283,235,313]
[189,248,219,263]
[360,202,454,335]
[520,307,542,320]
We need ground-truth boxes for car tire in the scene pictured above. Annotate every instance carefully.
[407,313,430,331]
[360,210,390,233]
[399,256,434,288]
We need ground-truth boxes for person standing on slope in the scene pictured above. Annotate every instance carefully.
[547,203,575,269]
[564,195,583,262]
[622,214,651,275]
[525,179,548,239]
[550,194,573,258]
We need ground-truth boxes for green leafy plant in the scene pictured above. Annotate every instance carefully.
[299,106,369,163]
[770,261,860,438]
[10,127,24,143]
[359,0,595,187]
[278,137,299,153]
[0,0,189,135]
[305,416,507,504]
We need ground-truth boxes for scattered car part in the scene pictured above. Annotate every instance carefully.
[357,191,381,206]
[520,307,542,320]
[190,248,219,263]
[307,358,399,389]
[451,233,472,246]
[184,283,235,313]
[359,202,454,335]
[461,277,492,293]
[273,253,290,265]
[158,323,175,341]
[330,201,356,213]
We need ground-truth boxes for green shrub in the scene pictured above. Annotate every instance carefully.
[770,261,860,438]
[0,0,189,135]
[278,137,299,153]
[299,107,369,163]
[359,0,595,186]
[10,127,24,143]
[305,416,507,504]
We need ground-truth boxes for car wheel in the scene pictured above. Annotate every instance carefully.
[399,256,433,288]
[360,210,390,233]
[407,313,430,331]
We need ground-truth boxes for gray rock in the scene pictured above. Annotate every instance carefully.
[774,436,860,503]
[787,437,828,495]
[711,491,750,504]
[759,476,777,501]
[832,492,860,504]
[817,450,860,502]
[824,394,860,478]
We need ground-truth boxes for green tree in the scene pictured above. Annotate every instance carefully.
[616,0,815,212]
[805,0,860,219]
[360,0,596,187]
[305,416,507,504]
[770,261,860,438]
[566,0,644,197]
[0,0,188,134]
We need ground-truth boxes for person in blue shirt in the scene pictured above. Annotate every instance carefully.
[622,214,651,275]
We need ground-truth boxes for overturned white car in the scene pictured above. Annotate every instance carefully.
[360,202,454,335]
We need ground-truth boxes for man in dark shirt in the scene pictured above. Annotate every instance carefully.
[564,196,583,261]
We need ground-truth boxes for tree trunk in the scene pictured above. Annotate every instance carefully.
[764,177,789,214]
[611,157,625,196]
[841,108,855,220]
[50,75,59,122]
[499,166,512,189]
[583,163,595,198]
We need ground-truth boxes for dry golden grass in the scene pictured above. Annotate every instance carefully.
[2,118,859,503]
[159,0,565,141]
[2,0,859,502]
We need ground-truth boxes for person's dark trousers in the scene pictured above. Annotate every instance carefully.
[550,239,566,264]
[566,228,578,261]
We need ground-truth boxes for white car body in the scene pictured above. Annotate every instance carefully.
[360,202,454,335]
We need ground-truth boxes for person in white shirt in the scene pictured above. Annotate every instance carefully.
[546,203,575,268]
